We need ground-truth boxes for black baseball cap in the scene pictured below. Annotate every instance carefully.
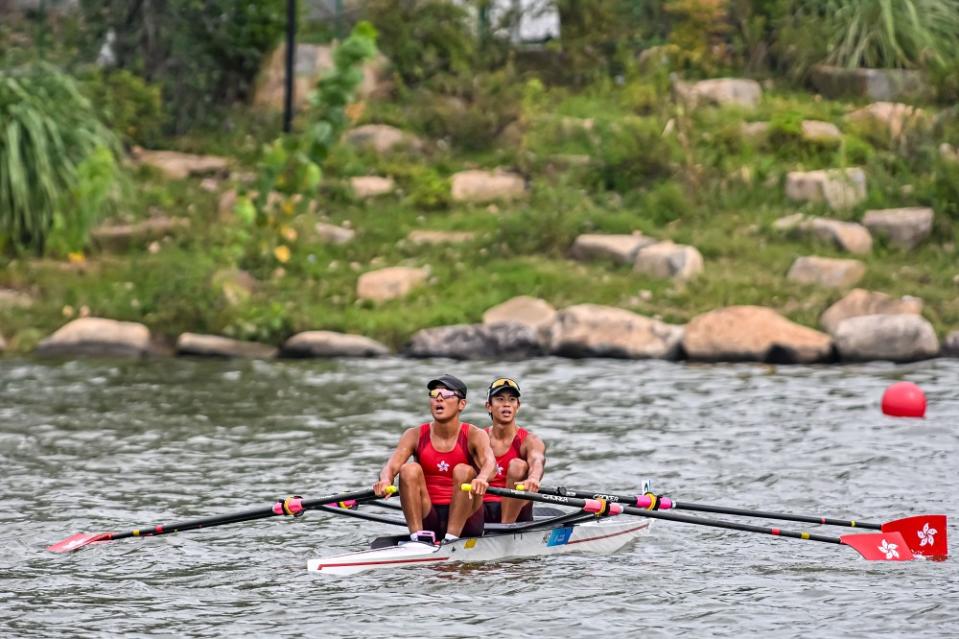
[427,374,467,398]
[487,377,521,401]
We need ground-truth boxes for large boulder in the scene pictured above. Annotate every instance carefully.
[801,120,842,143]
[820,289,923,335]
[809,66,930,101]
[834,314,939,362]
[861,207,934,250]
[131,148,230,180]
[683,306,833,364]
[253,43,389,111]
[356,266,429,303]
[787,256,865,289]
[846,102,928,142]
[482,296,557,331]
[450,170,526,203]
[344,124,424,154]
[673,77,762,109]
[405,323,544,360]
[406,230,476,245]
[634,241,704,281]
[314,222,356,245]
[569,233,656,265]
[544,304,683,360]
[943,331,959,357]
[0,288,33,308]
[91,216,190,251]
[785,168,867,210]
[281,331,389,358]
[176,333,277,359]
[36,317,156,358]
[774,214,872,254]
[350,176,395,199]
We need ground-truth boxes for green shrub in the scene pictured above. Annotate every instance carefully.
[362,0,475,87]
[80,69,165,146]
[408,68,524,151]
[0,63,122,255]
[587,117,679,192]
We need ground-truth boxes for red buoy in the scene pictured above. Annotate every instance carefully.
[881,381,926,418]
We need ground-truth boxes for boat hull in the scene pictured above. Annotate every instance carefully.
[307,517,652,575]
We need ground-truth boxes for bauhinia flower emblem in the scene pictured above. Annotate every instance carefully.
[917,522,937,547]
[878,539,900,559]
[437,460,450,472]
[495,464,504,477]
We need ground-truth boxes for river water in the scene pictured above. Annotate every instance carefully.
[1,356,956,638]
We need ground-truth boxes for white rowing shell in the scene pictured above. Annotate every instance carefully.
[308,517,652,575]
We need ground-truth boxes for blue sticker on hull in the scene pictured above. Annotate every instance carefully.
[545,526,574,547]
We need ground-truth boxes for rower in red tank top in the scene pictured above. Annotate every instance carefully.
[373,374,496,544]
[414,421,476,505]
[482,377,547,524]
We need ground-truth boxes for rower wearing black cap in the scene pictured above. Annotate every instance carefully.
[483,377,547,524]
[373,374,496,544]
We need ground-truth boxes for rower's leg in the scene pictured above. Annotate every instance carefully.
[500,458,530,523]
[446,464,483,537]
[398,462,431,534]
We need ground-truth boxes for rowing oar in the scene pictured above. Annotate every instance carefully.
[47,486,396,553]
[468,485,917,562]
[538,485,948,560]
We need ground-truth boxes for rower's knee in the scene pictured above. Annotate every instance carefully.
[451,463,476,483]
[507,458,528,480]
[398,462,424,485]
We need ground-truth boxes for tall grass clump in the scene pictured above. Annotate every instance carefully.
[0,63,121,255]
[788,0,959,70]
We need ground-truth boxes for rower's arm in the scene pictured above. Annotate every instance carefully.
[374,428,417,495]
[468,426,497,483]
[521,433,547,491]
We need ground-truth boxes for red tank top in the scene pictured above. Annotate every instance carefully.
[413,422,477,505]
[483,426,528,502]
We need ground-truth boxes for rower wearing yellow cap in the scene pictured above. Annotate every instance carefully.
[483,377,547,524]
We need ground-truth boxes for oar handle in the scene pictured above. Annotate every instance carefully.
[471,485,845,545]
[539,485,882,530]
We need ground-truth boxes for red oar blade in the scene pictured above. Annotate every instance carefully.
[881,515,948,559]
[47,532,112,553]
[841,531,915,561]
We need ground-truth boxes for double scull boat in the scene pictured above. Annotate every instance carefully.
[308,509,652,575]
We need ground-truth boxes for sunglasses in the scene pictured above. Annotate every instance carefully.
[489,378,519,392]
[429,388,462,400]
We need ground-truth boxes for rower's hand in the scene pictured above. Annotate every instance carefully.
[519,477,541,493]
[373,479,395,498]
[468,477,489,498]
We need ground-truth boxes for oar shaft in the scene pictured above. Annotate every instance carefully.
[541,485,882,530]
[106,488,380,541]
[486,486,844,545]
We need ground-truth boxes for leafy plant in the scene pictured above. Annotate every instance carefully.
[664,0,731,74]
[785,0,959,70]
[80,69,165,147]
[362,0,475,87]
[0,63,121,255]
[588,117,679,192]
[237,22,378,266]
[408,68,524,151]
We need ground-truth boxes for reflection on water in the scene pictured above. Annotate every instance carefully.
[1,356,957,637]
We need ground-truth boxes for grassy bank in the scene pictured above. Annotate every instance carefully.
[2,79,958,353]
